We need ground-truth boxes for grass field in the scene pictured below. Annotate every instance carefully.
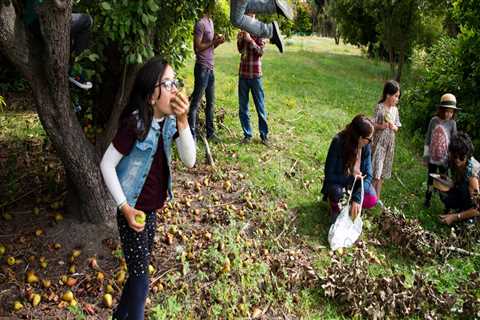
[176,36,479,318]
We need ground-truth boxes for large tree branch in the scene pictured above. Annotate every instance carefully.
[0,2,32,79]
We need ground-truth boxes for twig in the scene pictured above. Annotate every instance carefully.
[150,267,177,287]
[285,160,298,178]
[274,213,298,242]
[240,220,251,235]
[446,246,480,256]
[218,122,235,138]
[200,134,215,166]
[206,200,237,208]
[0,186,44,209]
[393,172,409,191]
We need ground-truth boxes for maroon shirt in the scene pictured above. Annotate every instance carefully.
[112,119,169,211]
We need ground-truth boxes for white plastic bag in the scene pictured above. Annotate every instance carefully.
[328,176,364,251]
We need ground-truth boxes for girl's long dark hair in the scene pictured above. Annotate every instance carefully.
[437,107,456,120]
[339,114,374,173]
[379,80,400,104]
[120,56,168,140]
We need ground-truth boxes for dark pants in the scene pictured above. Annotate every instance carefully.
[440,182,475,212]
[425,163,448,205]
[71,13,93,56]
[114,210,157,320]
[28,13,92,57]
[188,63,215,138]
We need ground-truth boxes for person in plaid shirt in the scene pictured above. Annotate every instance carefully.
[237,13,269,146]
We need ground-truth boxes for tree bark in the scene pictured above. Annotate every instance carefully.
[96,62,139,155]
[0,1,115,226]
[395,49,405,83]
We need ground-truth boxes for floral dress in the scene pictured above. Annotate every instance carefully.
[371,103,401,179]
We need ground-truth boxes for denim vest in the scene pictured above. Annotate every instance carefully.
[116,115,177,208]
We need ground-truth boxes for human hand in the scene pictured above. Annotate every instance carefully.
[439,213,457,225]
[350,201,361,220]
[121,204,146,232]
[171,92,189,127]
[243,32,252,42]
[353,171,363,179]
[214,34,225,45]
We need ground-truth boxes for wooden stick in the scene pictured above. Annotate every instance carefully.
[200,134,215,166]
[0,187,43,209]
[150,267,177,287]
[446,246,480,256]
[274,213,298,242]
[393,172,409,191]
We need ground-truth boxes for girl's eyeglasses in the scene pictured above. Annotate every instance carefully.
[157,79,184,92]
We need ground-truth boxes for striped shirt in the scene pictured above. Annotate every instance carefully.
[237,31,265,79]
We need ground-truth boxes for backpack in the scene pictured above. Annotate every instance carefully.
[430,124,449,164]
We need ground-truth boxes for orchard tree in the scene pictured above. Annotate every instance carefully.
[0,0,229,225]
[330,0,447,81]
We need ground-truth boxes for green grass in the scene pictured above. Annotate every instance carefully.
[177,36,477,318]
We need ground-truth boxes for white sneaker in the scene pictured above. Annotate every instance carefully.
[69,76,93,90]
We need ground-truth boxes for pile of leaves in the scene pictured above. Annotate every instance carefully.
[320,242,456,319]
[375,207,480,262]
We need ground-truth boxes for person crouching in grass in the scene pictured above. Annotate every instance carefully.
[439,132,480,225]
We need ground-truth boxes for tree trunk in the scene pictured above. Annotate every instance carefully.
[395,50,405,83]
[388,47,395,78]
[0,1,115,226]
[97,62,139,155]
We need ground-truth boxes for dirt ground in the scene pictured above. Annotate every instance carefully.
[0,149,290,319]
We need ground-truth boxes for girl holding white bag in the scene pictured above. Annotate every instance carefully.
[321,115,378,223]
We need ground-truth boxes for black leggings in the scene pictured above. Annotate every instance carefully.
[114,210,156,320]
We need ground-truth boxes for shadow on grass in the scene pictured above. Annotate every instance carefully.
[295,199,331,246]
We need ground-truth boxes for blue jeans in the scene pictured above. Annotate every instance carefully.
[230,0,275,38]
[188,63,215,138]
[238,77,268,140]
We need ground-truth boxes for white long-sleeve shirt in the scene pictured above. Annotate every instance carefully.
[100,121,195,207]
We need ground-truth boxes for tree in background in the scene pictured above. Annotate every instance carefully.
[403,0,480,153]
[330,0,446,81]
[0,0,230,225]
[293,1,313,35]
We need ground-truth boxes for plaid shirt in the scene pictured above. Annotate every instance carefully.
[237,31,265,79]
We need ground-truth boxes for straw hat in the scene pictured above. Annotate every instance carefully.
[438,93,460,110]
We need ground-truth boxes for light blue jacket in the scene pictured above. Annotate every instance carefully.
[116,115,177,208]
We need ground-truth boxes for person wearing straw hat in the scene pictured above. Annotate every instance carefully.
[423,93,458,208]
[438,132,480,225]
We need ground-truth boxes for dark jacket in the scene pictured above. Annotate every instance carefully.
[321,134,373,203]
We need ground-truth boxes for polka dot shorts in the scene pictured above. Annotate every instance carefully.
[117,210,157,276]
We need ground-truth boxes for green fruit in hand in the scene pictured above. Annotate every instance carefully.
[135,212,146,225]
